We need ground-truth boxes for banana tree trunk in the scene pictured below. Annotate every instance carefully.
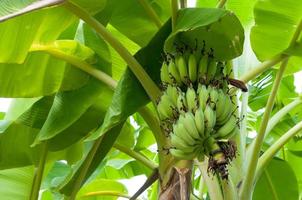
[159,160,192,200]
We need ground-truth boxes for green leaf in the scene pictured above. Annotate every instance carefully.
[77,179,128,199]
[0,166,34,200]
[196,0,257,26]
[253,158,299,200]
[116,121,135,148]
[104,0,170,47]
[87,20,172,140]
[251,0,302,60]
[59,123,124,196]
[70,0,106,14]
[0,6,75,63]
[248,69,297,111]
[286,151,302,191]
[164,8,244,60]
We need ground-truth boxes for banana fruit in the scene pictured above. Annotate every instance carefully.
[157,49,243,180]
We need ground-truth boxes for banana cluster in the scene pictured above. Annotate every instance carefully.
[157,51,240,179]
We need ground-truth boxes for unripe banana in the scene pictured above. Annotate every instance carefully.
[209,86,219,109]
[188,54,197,83]
[173,123,196,145]
[170,134,195,153]
[170,148,196,160]
[214,116,237,138]
[177,91,188,114]
[207,58,217,82]
[197,84,209,111]
[204,105,216,136]
[157,94,174,120]
[168,61,182,85]
[182,112,200,140]
[215,90,227,118]
[176,55,188,84]
[160,62,173,84]
[186,86,198,112]
[198,55,208,81]
[216,126,239,140]
[194,108,205,138]
[165,85,179,106]
[216,95,233,125]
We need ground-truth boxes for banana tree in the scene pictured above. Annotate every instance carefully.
[0,0,301,200]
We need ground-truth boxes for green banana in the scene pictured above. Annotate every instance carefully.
[173,123,196,145]
[214,116,237,138]
[168,61,182,85]
[170,134,195,153]
[157,94,174,120]
[194,108,205,138]
[197,84,209,111]
[204,105,216,135]
[198,55,208,82]
[215,90,227,118]
[170,148,196,160]
[186,86,198,112]
[188,54,197,83]
[160,62,173,84]
[177,91,188,114]
[176,55,188,84]
[216,95,233,125]
[182,112,200,140]
[165,85,179,106]
[216,126,239,140]
[207,58,217,82]
[209,86,219,109]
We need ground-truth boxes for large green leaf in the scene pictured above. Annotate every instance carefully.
[59,123,124,196]
[77,178,128,199]
[0,6,75,63]
[0,51,91,97]
[251,0,302,60]
[103,0,170,47]
[253,158,299,200]
[196,0,257,26]
[87,20,172,140]
[164,8,244,60]
[0,166,34,200]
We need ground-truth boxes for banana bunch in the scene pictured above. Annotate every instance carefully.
[157,49,242,180]
[160,52,226,87]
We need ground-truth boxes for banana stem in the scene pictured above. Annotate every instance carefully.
[195,160,223,200]
[180,0,187,8]
[217,0,227,8]
[247,98,302,154]
[239,20,302,199]
[138,0,162,28]
[239,58,289,200]
[113,143,158,170]
[64,1,161,104]
[30,44,117,90]
[240,92,249,171]
[29,142,48,200]
[256,120,302,179]
[171,0,178,31]
[239,54,287,83]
